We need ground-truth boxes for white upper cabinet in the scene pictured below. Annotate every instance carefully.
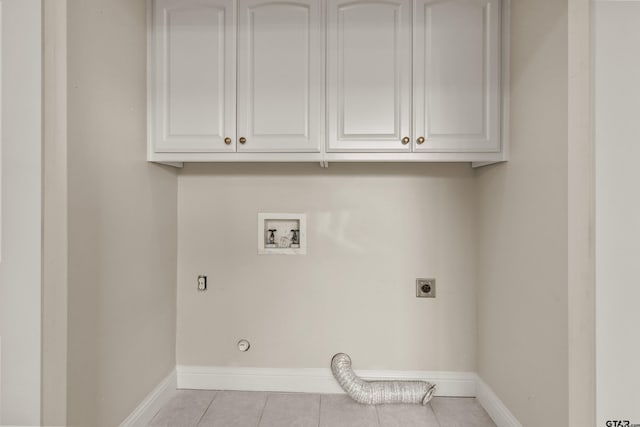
[148,0,506,164]
[237,0,323,152]
[413,0,501,153]
[327,0,412,152]
[151,0,236,153]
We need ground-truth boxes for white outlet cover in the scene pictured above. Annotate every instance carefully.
[258,213,307,255]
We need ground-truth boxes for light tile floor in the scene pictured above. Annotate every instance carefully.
[148,390,497,427]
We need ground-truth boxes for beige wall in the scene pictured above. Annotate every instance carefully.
[177,163,477,371]
[567,0,595,425]
[475,0,569,426]
[0,1,42,424]
[66,0,178,426]
[595,1,640,423]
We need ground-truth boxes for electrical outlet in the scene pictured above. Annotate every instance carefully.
[197,275,207,291]
[416,278,436,298]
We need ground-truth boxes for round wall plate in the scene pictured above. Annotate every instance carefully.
[237,339,250,352]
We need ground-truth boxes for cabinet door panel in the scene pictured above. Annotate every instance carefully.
[328,0,411,152]
[237,0,322,152]
[152,0,236,152]
[414,0,500,152]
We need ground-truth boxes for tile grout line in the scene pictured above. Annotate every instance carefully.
[429,402,444,427]
[374,405,382,427]
[317,394,323,427]
[255,393,270,427]
[195,391,219,427]
[147,403,161,426]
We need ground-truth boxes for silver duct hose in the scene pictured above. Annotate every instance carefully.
[331,353,436,405]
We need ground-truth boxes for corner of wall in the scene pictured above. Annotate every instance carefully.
[65,0,178,425]
[42,0,69,425]
[474,0,572,425]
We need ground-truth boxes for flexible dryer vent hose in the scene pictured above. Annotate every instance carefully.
[331,353,436,405]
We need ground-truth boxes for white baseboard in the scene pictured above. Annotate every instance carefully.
[176,366,522,427]
[119,369,177,427]
[476,377,523,427]
[176,365,477,397]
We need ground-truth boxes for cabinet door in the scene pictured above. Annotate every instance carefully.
[151,0,236,152]
[237,0,322,152]
[413,0,501,152]
[327,0,412,152]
